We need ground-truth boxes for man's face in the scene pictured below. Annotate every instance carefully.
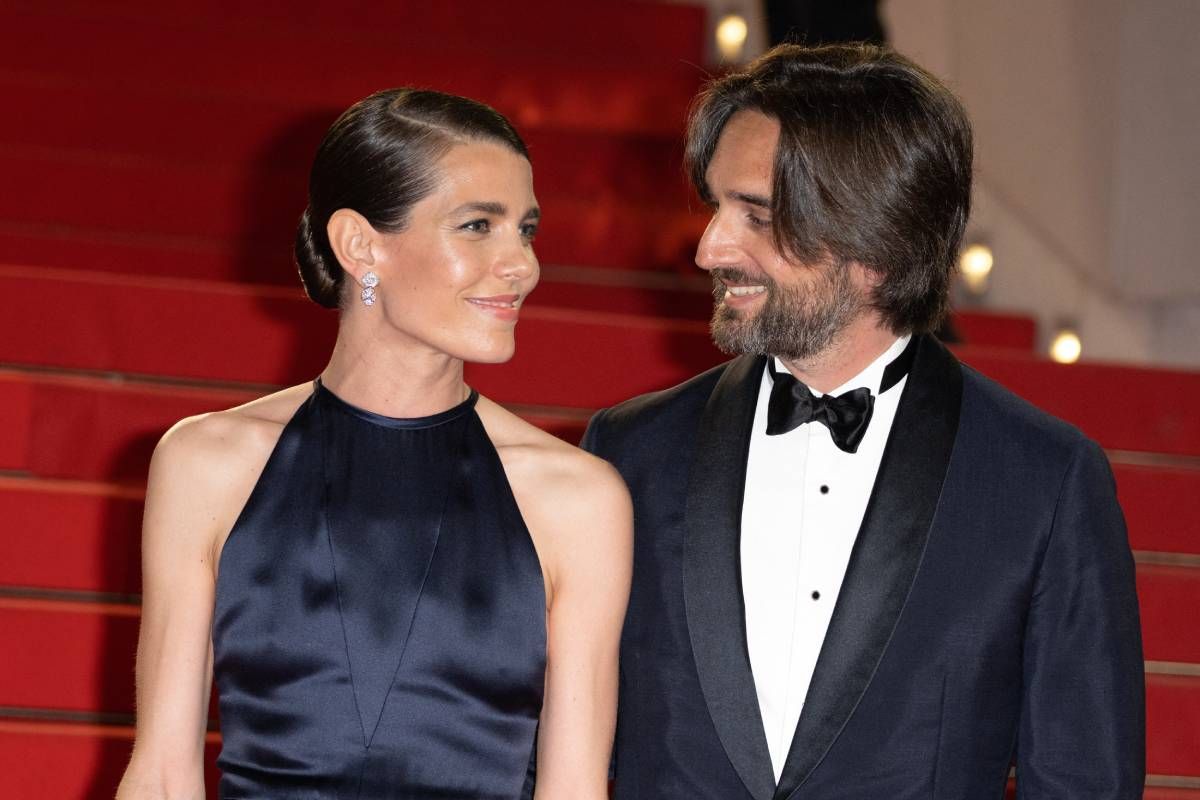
[695,110,870,362]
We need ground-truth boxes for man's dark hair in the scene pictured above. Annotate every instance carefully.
[296,88,529,309]
[685,43,973,334]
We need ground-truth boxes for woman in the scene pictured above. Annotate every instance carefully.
[117,89,632,799]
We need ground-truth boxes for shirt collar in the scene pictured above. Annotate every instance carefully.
[771,334,912,398]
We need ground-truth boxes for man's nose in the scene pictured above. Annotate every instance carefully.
[695,213,740,272]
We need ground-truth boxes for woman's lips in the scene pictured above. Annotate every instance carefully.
[466,294,521,321]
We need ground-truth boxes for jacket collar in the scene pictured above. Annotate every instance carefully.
[775,334,962,798]
[681,335,963,800]
[683,353,777,800]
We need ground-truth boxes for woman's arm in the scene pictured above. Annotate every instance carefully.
[116,416,259,800]
[527,455,633,800]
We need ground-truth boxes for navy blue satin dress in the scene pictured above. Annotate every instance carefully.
[212,381,546,799]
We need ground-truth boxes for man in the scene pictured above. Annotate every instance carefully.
[582,44,1144,798]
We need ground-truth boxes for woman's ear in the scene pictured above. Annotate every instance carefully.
[326,209,377,286]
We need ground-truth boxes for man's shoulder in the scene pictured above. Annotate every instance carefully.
[597,359,733,434]
[958,361,1094,462]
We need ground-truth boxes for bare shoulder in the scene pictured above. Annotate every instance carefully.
[144,383,314,559]
[153,384,309,478]
[474,396,628,509]
[475,396,632,600]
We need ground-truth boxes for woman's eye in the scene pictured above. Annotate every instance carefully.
[461,219,490,233]
[519,223,539,241]
[747,213,771,229]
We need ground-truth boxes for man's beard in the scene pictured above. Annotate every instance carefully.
[709,261,863,362]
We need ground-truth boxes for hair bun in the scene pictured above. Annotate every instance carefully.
[294,207,342,309]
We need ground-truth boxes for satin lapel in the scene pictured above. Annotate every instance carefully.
[683,354,776,800]
[775,335,963,799]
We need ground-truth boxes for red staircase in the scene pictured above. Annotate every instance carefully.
[1,2,1196,796]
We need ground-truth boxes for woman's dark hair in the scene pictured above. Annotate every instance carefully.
[685,43,973,334]
[296,89,529,308]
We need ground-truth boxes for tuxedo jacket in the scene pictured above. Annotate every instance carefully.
[582,335,1144,800]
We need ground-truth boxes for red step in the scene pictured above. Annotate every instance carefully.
[960,348,1200,457]
[1138,566,1200,665]
[0,129,694,230]
[0,80,691,205]
[1,1,706,74]
[0,719,219,800]
[0,599,221,724]
[0,79,333,169]
[0,8,705,139]
[0,224,282,286]
[1146,673,1200,781]
[0,374,33,470]
[0,598,141,715]
[0,147,304,240]
[0,370,256,481]
[0,266,338,386]
[1116,463,1200,556]
[0,479,144,596]
[0,147,709,272]
[953,312,1037,351]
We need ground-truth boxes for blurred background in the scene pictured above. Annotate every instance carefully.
[0,1,1196,796]
[689,0,1200,368]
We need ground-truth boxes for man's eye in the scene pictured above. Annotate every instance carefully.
[461,219,490,233]
[519,223,539,241]
[747,214,771,229]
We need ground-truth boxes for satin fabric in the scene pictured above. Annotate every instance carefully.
[212,382,546,799]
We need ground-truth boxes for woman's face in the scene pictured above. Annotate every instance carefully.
[369,139,540,364]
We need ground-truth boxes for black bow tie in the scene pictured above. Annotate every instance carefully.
[766,368,875,453]
[764,338,917,453]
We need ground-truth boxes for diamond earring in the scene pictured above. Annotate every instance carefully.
[360,271,379,306]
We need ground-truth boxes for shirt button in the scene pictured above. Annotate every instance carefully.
[819,485,830,494]
[811,591,821,600]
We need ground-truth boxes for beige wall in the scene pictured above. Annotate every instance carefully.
[886,0,1200,366]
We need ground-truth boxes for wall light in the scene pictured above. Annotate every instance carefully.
[959,243,994,295]
[1049,328,1082,364]
[716,14,748,61]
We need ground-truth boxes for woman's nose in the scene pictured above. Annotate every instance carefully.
[497,241,537,281]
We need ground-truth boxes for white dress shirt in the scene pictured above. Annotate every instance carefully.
[741,335,911,780]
